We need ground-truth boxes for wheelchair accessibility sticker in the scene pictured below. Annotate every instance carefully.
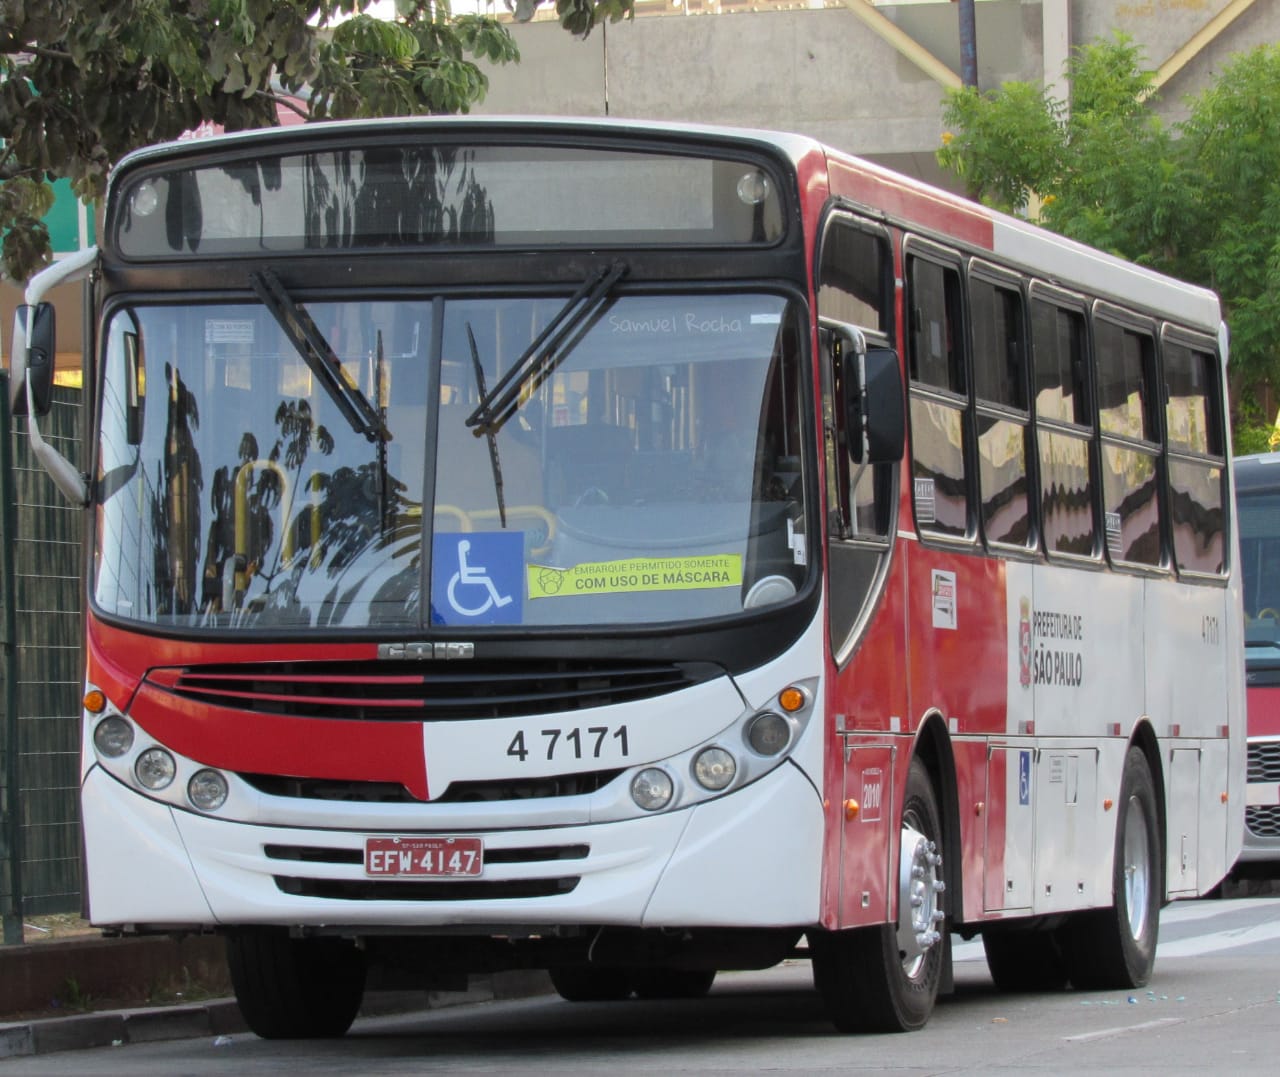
[432,532,523,625]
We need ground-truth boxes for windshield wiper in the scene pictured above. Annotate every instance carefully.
[250,269,389,443]
[465,261,627,437]
[466,323,507,528]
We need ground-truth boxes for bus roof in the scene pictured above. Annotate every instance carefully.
[107,114,1223,335]
[1235,453,1280,493]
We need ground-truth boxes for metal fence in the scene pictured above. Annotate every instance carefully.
[1,376,85,943]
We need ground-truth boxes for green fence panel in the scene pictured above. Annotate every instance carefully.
[1,371,20,944]
[5,384,85,925]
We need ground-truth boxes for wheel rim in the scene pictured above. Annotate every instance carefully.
[897,820,945,979]
[1122,793,1151,940]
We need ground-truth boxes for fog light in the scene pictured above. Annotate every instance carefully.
[135,748,176,790]
[188,769,229,811]
[746,712,791,756]
[631,768,674,811]
[93,716,134,758]
[693,747,736,791]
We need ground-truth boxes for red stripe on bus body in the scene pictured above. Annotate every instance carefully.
[127,682,430,801]
[1247,685,1280,738]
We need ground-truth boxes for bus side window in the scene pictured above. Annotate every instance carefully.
[1095,312,1162,567]
[1164,334,1226,576]
[816,218,894,540]
[970,272,1032,549]
[906,252,970,540]
[1030,295,1097,558]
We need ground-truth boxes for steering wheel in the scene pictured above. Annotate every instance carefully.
[1257,607,1280,622]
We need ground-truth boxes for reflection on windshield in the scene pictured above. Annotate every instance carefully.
[94,292,808,632]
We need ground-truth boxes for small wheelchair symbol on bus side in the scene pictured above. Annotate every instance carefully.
[432,532,523,625]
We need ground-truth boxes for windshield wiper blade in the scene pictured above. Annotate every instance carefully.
[466,324,506,528]
[465,260,627,436]
[250,269,389,443]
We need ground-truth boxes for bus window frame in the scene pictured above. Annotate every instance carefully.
[1027,280,1104,568]
[815,208,897,543]
[1160,321,1229,584]
[965,258,1037,558]
[1091,300,1170,576]
[903,235,977,551]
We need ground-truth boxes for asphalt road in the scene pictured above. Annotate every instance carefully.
[3,896,1279,1075]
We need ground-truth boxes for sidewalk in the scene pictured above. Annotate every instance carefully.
[0,931,551,1060]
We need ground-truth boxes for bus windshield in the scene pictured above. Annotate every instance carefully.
[93,290,809,632]
[1239,483,1280,646]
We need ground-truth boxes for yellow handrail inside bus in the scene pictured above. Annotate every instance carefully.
[433,504,556,556]
[234,459,293,592]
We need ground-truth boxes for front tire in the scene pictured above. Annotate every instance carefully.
[1066,747,1162,989]
[226,928,365,1039]
[812,758,947,1032]
[548,965,633,1002]
[631,968,717,1000]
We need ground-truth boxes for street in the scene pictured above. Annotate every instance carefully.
[2,895,1278,1074]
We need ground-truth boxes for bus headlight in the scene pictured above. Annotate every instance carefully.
[631,768,674,811]
[693,747,737,791]
[187,769,229,812]
[93,716,135,758]
[135,748,177,790]
[746,712,791,756]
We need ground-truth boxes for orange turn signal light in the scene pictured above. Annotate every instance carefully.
[779,686,805,713]
[83,689,107,714]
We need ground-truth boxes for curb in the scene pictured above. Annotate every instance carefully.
[0,972,553,1060]
[0,999,246,1060]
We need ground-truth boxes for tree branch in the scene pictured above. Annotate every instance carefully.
[260,89,309,121]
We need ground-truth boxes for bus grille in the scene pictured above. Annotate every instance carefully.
[1245,805,1280,839]
[1246,741,1280,782]
[239,769,623,804]
[273,875,580,901]
[146,658,718,721]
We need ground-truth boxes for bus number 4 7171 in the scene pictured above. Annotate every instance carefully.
[507,725,630,763]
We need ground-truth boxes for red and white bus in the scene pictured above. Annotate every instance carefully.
[8,118,1244,1037]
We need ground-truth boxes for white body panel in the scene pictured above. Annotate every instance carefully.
[83,760,823,930]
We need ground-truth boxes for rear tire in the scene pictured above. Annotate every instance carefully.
[811,758,946,1032]
[631,969,717,1000]
[548,965,633,1002]
[982,927,1070,992]
[226,928,365,1039]
[1066,747,1162,989]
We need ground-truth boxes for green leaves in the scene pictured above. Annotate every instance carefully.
[936,34,1280,450]
[938,81,1061,213]
[0,0,635,283]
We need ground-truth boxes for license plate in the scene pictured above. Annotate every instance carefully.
[364,836,483,878]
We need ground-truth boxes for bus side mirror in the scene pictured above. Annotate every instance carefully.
[843,342,904,465]
[8,303,56,418]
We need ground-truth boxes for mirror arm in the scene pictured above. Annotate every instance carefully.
[18,247,97,506]
[25,378,88,505]
[25,246,97,306]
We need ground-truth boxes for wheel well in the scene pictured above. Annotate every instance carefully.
[913,713,963,925]
[1128,721,1168,899]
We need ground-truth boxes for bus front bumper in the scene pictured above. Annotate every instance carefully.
[82,762,823,933]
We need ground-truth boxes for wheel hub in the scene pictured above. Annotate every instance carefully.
[897,823,945,977]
